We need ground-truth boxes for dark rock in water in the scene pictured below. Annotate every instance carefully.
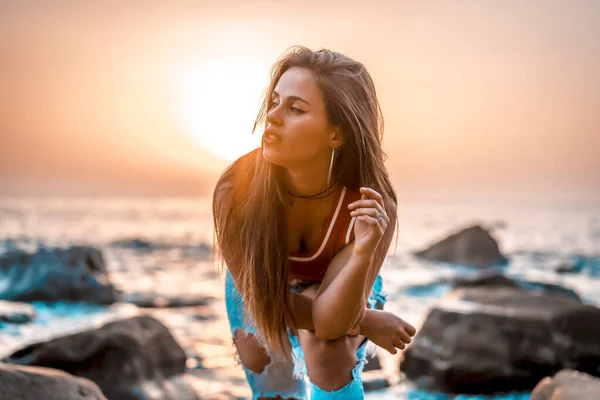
[554,255,600,276]
[531,369,600,400]
[403,271,581,303]
[363,353,382,372]
[554,261,582,274]
[452,271,581,302]
[413,225,508,268]
[0,362,106,400]
[401,286,600,394]
[517,281,581,302]
[4,316,199,400]
[452,270,518,289]
[0,300,36,324]
[110,238,156,251]
[362,370,390,391]
[121,292,213,308]
[110,238,212,259]
[0,245,119,304]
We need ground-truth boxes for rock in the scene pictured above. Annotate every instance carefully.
[110,238,156,251]
[363,353,382,372]
[554,261,581,274]
[121,292,213,308]
[451,270,518,289]
[110,238,212,259]
[0,246,119,304]
[403,271,581,302]
[0,362,106,400]
[413,225,508,268]
[362,370,390,391]
[531,369,600,400]
[517,280,581,302]
[452,271,581,302]
[554,255,600,276]
[401,286,600,394]
[4,315,199,400]
[0,300,36,324]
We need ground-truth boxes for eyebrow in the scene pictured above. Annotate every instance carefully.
[272,91,310,106]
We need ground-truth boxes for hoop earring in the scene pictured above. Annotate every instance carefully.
[327,147,335,186]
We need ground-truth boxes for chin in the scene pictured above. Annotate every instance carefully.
[262,146,288,168]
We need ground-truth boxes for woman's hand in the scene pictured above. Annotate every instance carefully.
[348,187,389,257]
[360,310,416,354]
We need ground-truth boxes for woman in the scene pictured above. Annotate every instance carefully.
[213,46,416,400]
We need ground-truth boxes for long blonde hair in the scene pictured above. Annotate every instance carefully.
[213,46,397,362]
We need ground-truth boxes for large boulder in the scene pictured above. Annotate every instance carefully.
[0,362,106,400]
[531,369,600,400]
[413,225,508,268]
[401,286,600,394]
[4,316,198,400]
[0,246,119,304]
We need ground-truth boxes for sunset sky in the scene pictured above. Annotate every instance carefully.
[1,0,598,200]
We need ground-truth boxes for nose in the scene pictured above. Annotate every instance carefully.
[266,103,283,127]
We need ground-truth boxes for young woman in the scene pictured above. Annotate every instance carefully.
[213,46,416,400]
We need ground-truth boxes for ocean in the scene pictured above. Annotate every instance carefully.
[1,195,599,399]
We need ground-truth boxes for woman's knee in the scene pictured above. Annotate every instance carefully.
[298,331,361,391]
[233,328,272,374]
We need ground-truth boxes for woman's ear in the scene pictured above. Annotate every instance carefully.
[329,126,343,149]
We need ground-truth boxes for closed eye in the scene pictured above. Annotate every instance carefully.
[290,106,306,114]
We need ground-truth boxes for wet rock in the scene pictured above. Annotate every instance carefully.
[362,370,390,391]
[554,261,582,274]
[363,353,382,372]
[0,300,36,324]
[554,255,600,276]
[531,369,600,400]
[403,271,581,302]
[0,362,106,400]
[110,238,211,259]
[110,238,156,251]
[451,270,518,289]
[4,316,199,400]
[0,246,119,304]
[120,292,213,308]
[452,271,581,302]
[401,286,600,394]
[517,280,581,302]
[413,225,508,268]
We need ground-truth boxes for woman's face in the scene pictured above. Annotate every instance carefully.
[262,67,338,168]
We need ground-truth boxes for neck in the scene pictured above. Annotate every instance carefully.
[284,157,331,197]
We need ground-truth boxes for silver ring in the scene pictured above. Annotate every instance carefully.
[377,212,383,221]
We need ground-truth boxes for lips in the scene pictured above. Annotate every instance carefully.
[262,128,281,144]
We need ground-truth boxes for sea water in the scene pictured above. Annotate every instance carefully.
[1,195,598,399]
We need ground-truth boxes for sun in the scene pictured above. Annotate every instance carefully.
[169,59,269,160]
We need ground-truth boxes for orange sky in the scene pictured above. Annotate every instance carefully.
[1,0,599,200]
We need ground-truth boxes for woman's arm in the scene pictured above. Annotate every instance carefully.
[311,188,397,340]
[291,290,375,332]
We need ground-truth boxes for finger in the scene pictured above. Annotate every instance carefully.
[357,216,386,232]
[348,199,385,216]
[404,322,417,336]
[384,344,398,355]
[397,329,412,344]
[350,207,383,220]
[359,187,385,211]
[392,338,406,350]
